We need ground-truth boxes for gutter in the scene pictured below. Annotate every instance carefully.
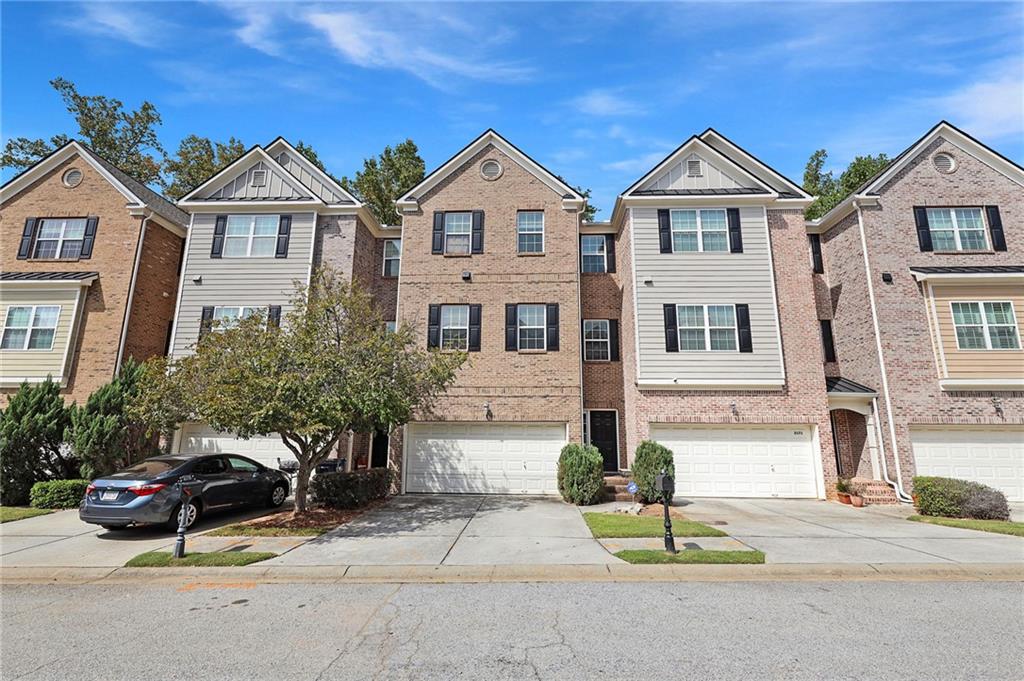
[115,213,151,374]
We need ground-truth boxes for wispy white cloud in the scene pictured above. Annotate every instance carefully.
[930,58,1023,141]
[571,88,645,117]
[56,2,174,48]
[601,150,671,174]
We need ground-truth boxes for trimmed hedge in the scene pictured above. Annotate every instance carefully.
[311,468,391,509]
[30,479,91,509]
[913,476,1009,521]
[557,443,604,505]
[632,440,675,503]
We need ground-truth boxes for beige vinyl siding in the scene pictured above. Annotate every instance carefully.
[931,283,1024,379]
[206,161,309,200]
[171,211,315,359]
[0,286,84,385]
[273,152,352,205]
[631,206,784,384]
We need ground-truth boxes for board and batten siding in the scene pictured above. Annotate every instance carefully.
[640,153,756,192]
[171,211,315,359]
[0,286,85,385]
[206,161,309,201]
[930,283,1024,380]
[630,206,784,384]
[273,152,352,205]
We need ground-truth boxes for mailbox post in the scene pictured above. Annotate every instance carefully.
[655,469,677,554]
[172,476,195,559]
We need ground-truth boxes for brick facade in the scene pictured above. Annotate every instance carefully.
[123,220,183,362]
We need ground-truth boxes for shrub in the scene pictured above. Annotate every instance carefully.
[311,468,392,509]
[961,484,1010,521]
[913,476,1009,520]
[836,479,851,494]
[632,440,675,503]
[557,443,604,505]
[30,479,91,509]
[0,378,77,505]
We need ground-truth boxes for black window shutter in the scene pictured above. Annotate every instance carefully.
[199,306,215,339]
[820,319,836,362]
[736,304,753,353]
[427,304,440,349]
[79,216,99,259]
[727,208,743,253]
[505,304,517,351]
[211,215,227,258]
[809,234,824,274]
[17,218,37,259]
[431,212,444,254]
[663,304,678,352]
[657,209,672,253]
[268,305,282,328]
[609,319,620,361]
[913,207,932,252]
[985,206,1006,251]
[468,304,482,351]
[546,303,559,351]
[471,210,484,254]
[605,235,616,273]
[275,215,292,258]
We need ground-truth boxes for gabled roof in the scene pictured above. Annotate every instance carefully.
[0,141,188,230]
[177,145,324,206]
[264,137,361,206]
[396,129,585,212]
[698,128,811,199]
[810,121,1024,232]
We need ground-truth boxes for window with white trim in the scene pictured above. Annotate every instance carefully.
[927,208,987,251]
[440,305,469,350]
[670,209,728,252]
[224,215,278,257]
[33,218,86,259]
[212,306,263,331]
[581,235,607,273]
[517,211,544,254]
[951,301,1020,350]
[1,305,60,350]
[383,239,401,277]
[583,320,610,361]
[677,304,737,351]
[517,304,546,350]
[443,212,472,255]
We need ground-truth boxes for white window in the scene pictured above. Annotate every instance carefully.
[677,304,737,351]
[951,302,1020,350]
[583,320,610,361]
[440,305,469,350]
[33,218,86,259]
[517,211,544,254]
[517,304,546,351]
[383,239,401,277]
[212,306,263,331]
[444,212,472,255]
[224,215,278,257]
[581,234,607,273]
[670,209,728,252]
[927,208,987,251]
[1,305,60,350]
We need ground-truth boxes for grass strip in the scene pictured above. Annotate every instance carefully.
[0,507,53,523]
[584,512,726,538]
[615,549,765,564]
[205,524,328,537]
[907,515,1024,537]
[125,551,277,567]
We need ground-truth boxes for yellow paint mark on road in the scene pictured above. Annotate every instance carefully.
[177,581,257,592]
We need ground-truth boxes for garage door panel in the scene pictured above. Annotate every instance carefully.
[912,428,1023,502]
[178,423,293,469]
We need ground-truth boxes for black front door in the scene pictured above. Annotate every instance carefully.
[370,430,389,469]
[589,411,619,472]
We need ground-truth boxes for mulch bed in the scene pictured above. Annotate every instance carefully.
[234,499,387,531]
[636,503,689,520]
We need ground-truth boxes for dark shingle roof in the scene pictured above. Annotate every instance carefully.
[826,377,876,394]
[909,265,1024,275]
[1,271,99,281]
[85,148,189,227]
[632,187,770,196]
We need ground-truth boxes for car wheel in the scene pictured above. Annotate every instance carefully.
[267,483,287,508]
[166,500,201,532]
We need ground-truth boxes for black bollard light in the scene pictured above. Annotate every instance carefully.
[172,476,194,559]
[655,469,676,554]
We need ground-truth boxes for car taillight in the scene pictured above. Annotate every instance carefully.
[127,483,167,496]
[86,484,96,495]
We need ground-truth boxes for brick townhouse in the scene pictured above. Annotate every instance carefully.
[0,141,188,405]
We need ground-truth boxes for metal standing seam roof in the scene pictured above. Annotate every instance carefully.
[909,265,1024,275]
[826,377,877,394]
[197,195,315,202]
[0,271,99,281]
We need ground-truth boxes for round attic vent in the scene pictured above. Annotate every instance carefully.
[480,159,503,180]
[62,168,83,188]
[933,152,956,174]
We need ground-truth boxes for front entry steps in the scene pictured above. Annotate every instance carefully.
[849,478,900,505]
[603,472,635,502]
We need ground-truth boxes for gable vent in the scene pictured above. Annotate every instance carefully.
[932,153,956,174]
[62,168,83,188]
[250,169,268,187]
[687,159,703,177]
[480,159,503,180]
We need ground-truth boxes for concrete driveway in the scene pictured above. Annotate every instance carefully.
[267,495,617,566]
[677,498,1024,564]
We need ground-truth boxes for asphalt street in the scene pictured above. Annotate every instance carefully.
[2,580,1022,680]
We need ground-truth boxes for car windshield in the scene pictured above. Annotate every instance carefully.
[117,459,186,476]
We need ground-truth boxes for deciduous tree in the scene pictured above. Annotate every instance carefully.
[341,139,425,226]
[803,149,890,220]
[163,134,246,200]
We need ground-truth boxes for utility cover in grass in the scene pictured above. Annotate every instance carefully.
[584,512,726,538]
[125,551,277,567]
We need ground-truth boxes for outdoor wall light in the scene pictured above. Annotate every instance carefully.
[192,275,202,285]
[643,278,654,286]
[462,271,472,281]
[881,272,894,284]
[483,402,493,420]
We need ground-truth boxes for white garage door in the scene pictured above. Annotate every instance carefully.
[405,422,566,494]
[649,424,819,498]
[177,423,293,469]
[911,428,1024,502]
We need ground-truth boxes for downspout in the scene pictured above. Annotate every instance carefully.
[855,201,912,502]
[871,397,909,501]
[114,213,151,374]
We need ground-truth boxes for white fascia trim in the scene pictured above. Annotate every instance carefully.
[0,276,98,287]
[177,200,323,212]
[178,146,324,204]
[623,137,766,198]
[0,142,142,207]
[263,137,363,207]
[637,379,786,390]
[940,378,1024,391]
[910,270,1024,283]
[806,195,880,233]
[699,129,811,198]
[127,207,187,238]
[166,212,196,361]
[579,223,616,235]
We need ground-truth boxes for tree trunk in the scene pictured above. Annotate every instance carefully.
[294,461,311,514]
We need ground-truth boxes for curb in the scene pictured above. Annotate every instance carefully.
[2,562,1022,585]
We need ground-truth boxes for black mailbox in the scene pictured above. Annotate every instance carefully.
[655,471,675,496]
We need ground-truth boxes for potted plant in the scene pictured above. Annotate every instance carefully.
[836,479,852,505]
[850,492,865,508]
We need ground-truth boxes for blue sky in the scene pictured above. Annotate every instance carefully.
[3,1,1022,218]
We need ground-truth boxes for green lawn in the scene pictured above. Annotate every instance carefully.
[615,549,765,565]
[908,515,1024,537]
[583,512,727,538]
[125,551,277,567]
[205,524,327,537]
[0,507,53,523]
